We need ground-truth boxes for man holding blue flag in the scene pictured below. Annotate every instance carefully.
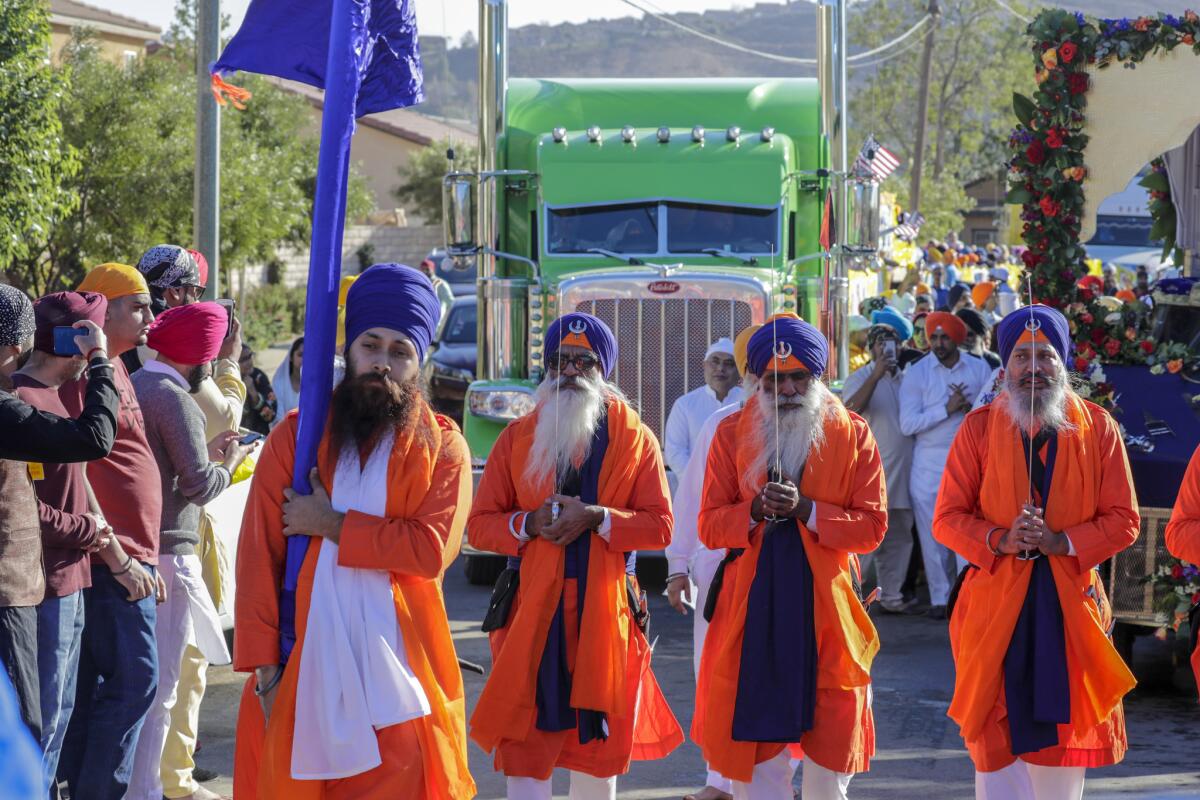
[232,264,475,799]
[693,314,886,799]
[934,305,1138,799]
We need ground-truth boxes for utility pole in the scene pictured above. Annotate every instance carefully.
[195,0,220,300]
[909,0,940,214]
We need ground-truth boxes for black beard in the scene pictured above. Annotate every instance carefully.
[186,365,207,394]
[16,347,32,370]
[329,365,426,456]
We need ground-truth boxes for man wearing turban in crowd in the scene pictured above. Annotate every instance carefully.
[666,323,760,800]
[468,311,682,799]
[900,311,993,618]
[1165,446,1200,693]
[232,264,476,799]
[126,303,254,800]
[933,305,1138,799]
[693,315,887,800]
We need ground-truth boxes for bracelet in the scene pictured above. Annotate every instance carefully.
[667,572,689,583]
[85,347,106,361]
[985,526,1006,557]
[111,554,134,576]
[255,666,284,696]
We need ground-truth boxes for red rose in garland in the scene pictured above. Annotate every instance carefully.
[1067,73,1089,95]
[1140,340,1155,354]
[1104,338,1121,357]
[1022,250,1041,268]
[1090,328,1107,345]
[1026,139,1046,164]
[1074,356,1089,371]
[1059,42,1078,63]
[1045,128,1064,149]
[1039,195,1060,217]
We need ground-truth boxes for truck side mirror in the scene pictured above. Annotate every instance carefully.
[442,172,477,270]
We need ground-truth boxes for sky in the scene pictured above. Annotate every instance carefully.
[91,0,780,44]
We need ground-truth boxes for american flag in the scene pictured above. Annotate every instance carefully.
[853,135,900,181]
[893,211,924,241]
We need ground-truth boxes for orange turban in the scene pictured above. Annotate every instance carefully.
[1115,289,1136,302]
[925,311,967,344]
[78,262,148,300]
[972,281,996,308]
[733,323,762,377]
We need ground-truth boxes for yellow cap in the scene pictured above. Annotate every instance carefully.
[733,323,763,376]
[78,262,148,300]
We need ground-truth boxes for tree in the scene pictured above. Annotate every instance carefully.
[13,12,372,295]
[394,138,478,225]
[0,0,78,285]
[849,0,1033,233]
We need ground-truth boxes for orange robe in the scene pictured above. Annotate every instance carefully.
[231,409,476,799]
[1164,444,1200,690]
[468,399,683,779]
[933,396,1138,772]
[693,401,886,782]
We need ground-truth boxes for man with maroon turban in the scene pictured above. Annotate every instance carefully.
[899,311,992,618]
[126,303,255,800]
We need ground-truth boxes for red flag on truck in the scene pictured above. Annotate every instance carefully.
[819,188,834,251]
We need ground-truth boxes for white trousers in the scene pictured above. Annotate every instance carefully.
[975,762,1085,800]
[691,553,733,795]
[730,751,852,800]
[909,480,961,606]
[859,507,915,606]
[506,771,617,799]
[126,554,229,800]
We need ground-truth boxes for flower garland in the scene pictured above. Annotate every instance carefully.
[1145,557,1200,629]
[1140,158,1182,264]
[1006,9,1200,369]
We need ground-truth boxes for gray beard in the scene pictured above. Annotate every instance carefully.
[1001,370,1074,433]
[524,373,610,488]
[744,380,831,491]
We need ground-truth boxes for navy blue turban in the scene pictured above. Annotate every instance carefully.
[995,304,1071,367]
[746,315,829,378]
[344,263,441,361]
[545,311,617,379]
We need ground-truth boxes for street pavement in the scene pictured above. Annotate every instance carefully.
[194,558,1200,799]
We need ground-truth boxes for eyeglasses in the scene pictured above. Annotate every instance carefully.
[547,352,600,373]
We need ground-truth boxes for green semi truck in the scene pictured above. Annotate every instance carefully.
[444,0,869,582]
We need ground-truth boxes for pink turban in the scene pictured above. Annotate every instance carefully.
[147,302,227,365]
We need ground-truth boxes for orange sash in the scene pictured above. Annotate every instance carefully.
[948,394,1136,744]
[469,400,658,752]
[258,409,475,800]
[695,401,879,781]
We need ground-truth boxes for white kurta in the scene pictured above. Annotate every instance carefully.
[663,384,744,476]
[292,433,431,780]
[898,352,992,605]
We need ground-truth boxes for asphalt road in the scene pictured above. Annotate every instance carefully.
[194,559,1200,799]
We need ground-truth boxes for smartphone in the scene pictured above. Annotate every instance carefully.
[216,298,236,337]
[883,340,897,360]
[238,431,264,446]
[52,326,84,356]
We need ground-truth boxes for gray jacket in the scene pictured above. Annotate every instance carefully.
[131,367,230,555]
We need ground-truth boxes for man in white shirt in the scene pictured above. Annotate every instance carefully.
[842,319,918,615]
[899,311,992,619]
[665,325,759,800]
[663,338,743,476]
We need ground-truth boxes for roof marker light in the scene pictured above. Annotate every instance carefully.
[586,126,602,142]
[691,125,705,143]
[726,126,741,143]
[621,126,636,143]
[657,126,671,143]
[552,126,567,143]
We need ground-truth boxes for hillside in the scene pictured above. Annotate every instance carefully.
[417,0,1184,121]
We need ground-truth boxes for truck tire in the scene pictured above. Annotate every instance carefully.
[464,553,506,586]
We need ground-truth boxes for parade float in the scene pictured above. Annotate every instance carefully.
[1007,8,1200,668]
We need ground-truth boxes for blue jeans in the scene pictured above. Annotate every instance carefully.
[58,565,157,800]
[37,591,85,798]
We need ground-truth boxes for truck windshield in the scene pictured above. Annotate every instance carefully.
[547,203,658,254]
[666,202,779,255]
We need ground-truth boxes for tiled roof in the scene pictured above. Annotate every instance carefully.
[49,0,161,36]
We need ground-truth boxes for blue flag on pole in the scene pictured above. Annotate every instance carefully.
[214,0,424,663]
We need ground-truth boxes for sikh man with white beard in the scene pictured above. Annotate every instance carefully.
[933,304,1138,800]
[693,314,887,800]
[469,311,682,800]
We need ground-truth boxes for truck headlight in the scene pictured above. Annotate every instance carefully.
[468,388,536,422]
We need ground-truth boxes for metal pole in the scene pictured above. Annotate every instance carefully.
[909,0,939,214]
[195,0,220,300]
[832,0,849,380]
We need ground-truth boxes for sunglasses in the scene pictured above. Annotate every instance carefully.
[547,352,600,374]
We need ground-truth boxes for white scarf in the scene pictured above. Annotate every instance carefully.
[291,431,431,779]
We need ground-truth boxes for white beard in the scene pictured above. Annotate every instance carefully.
[524,372,615,488]
[1001,367,1075,433]
[744,379,832,491]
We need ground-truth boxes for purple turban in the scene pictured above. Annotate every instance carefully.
[995,304,1071,366]
[33,292,108,355]
[746,314,829,378]
[344,263,442,361]
[545,312,617,378]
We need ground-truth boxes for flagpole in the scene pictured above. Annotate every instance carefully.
[281,0,360,659]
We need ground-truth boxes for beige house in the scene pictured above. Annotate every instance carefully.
[48,0,161,64]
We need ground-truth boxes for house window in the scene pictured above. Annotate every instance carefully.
[971,229,997,245]
[123,50,138,66]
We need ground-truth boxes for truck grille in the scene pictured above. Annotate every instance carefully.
[572,296,754,444]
